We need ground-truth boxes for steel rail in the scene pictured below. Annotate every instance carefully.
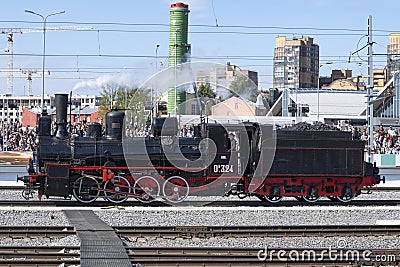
[115,225,400,238]
[0,246,398,267]
[0,199,400,207]
[1,225,399,239]
[0,226,75,238]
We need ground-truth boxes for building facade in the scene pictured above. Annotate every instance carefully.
[211,96,267,117]
[273,36,319,89]
[22,106,100,128]
[0,94,102,124]
[387,33,400,80]
[196,63,258,93]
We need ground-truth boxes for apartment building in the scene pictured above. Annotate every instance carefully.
[387,33,400,80]
[273,36,319,89]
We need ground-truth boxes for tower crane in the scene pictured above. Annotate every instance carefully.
[1,26,91,96]
[20,69,41,96]
[1,29,23,95]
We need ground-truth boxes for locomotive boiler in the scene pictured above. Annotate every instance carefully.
[19,93,382,204]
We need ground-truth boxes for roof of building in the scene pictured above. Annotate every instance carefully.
[212,96,256,108]
[27,106,98,115]
[268,89,377,117]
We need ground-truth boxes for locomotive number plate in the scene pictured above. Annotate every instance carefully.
[213,164,234,173]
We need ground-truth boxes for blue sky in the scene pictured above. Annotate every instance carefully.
[0,0,399,96]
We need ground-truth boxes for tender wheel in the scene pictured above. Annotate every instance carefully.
[294,196,305,202]
[257,195,283,203]
[133,176,160,203]
[337,186,354,203]
[337,195,354,203]
[302,195,320,203]
[327,196,338,202]
[103,175,131,203]
[302,187,320,203]
[72,176,100,203]
[162,176,189,203]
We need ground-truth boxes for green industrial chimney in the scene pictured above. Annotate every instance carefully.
[168,2,190,115]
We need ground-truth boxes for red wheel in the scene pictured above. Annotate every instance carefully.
[133,176,160,203]
[103,175,131,203]
[162,176,189,203]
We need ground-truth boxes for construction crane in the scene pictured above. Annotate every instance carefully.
[0,69,42,96]
[1,26,91,96]
[20,69,40,96]
[1,29,23,95]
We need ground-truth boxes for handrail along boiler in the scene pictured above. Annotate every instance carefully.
[18,93,382,203]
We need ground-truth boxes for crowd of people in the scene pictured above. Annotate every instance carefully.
[125,121,196,138]
[352,125,400,154]
[2,118,400,155]
[0,121,37,151]
[0,120,92,152]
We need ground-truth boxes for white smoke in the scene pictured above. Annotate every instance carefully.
[72,72,137,92]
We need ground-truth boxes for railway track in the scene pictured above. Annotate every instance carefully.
[1,224,400,240]
[0,246,398,267]
[115,225,400,238]
[0,187,400,207]
[1,225,399,266]
[0,198,400,207]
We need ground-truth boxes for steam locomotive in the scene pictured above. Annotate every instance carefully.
[18,93,382,204]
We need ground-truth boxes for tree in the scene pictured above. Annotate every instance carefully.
[125,87,151,127]
[197,83,215,98]
[98,84,150,125]
[197,83,217,115]
[229,75,258,102]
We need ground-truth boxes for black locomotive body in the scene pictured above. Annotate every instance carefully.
[19,93,382,204]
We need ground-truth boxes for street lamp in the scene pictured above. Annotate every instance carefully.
[151,44,160,118]
[25,9,65,114]
[155,44,160,72]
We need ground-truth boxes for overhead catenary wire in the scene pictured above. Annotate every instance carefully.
[1,18,396,92]
[2,19,398,33]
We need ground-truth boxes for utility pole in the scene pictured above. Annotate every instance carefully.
[25,10,66,114]
[367,15,374,163]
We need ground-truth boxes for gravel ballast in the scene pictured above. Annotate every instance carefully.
[0,190,400,250]
[0,208,399,249]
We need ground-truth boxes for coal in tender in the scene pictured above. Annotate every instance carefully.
[282,122,340,131]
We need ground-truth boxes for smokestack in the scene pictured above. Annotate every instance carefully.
[55,93,69,139]
[167,2,190,115]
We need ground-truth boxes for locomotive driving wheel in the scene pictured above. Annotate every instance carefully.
[133,176,160,203]
[103,175,131,203]
[162,176,189,203]
[72,176,100,203]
